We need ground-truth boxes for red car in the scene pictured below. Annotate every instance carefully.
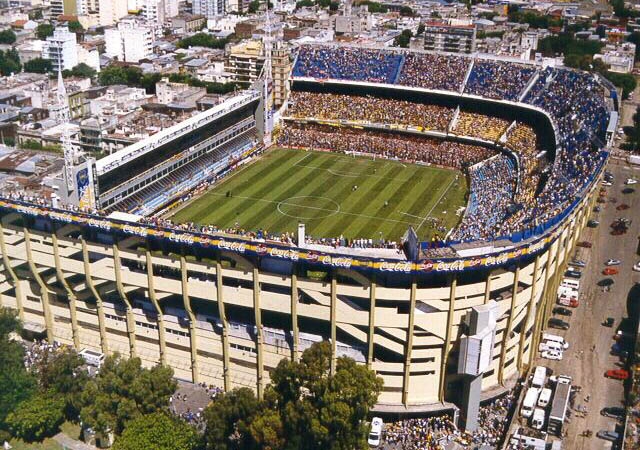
[603,268,619,275]
[605,369,630,380]
[617,204,630,211]
[577,241,593,248]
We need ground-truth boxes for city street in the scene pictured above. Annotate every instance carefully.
[521,159,640,450]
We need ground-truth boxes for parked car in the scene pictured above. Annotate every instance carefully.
[603,317,615,327]
[603,268,619,276]
[541,350,563,361]
[625,178,637,185]
[596,430,621,442]
[553,307,572,316]
[633,261,640,272]
[611,228,626,236]
[597,197,607,203]
[602,181,613,186]
[565,269,582,279]
[606,259,621,266]
[587,219,600,227]
[368,417,383,447]
[601,407,625,419]
[594,206,602,212]
[548,318,570,330]
[617,204,630,210]
[571,259,587,268]
[605,369,630,380]
[577,241,593,248]
[622,188,635,194]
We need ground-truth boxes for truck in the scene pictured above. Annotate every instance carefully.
[629,154,640,166]
[509,427,546,450]
[542,333,569,350]
[521,387,540,418]
[547,380,571,436]
[538,388,553,408]
[531,366,547,389]
[531,408,546,430]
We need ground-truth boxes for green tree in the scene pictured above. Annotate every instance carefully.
[24,58,52,74]
[399,5,413,16]
[0,29,17,44]
[627,32,640,59]
[6,394,65,441]
[0,48,22,76]
[68,20,83,33]
[295,0,314,7]
[394,29,412,48]
[416,23,425,35]
[112,412,201,450]
[140,72,163,94]
[70,62,96,78]
[203,388,259,450]
[177,33,229,49]
[98,65,142,86]
[29,9,43,20]
[248,0,260,13]
[35,347,89,419]
[80,355,177,435]
[0,308,37,428]
[36,23,55,40]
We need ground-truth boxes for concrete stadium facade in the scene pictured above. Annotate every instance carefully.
[0,175,599,411]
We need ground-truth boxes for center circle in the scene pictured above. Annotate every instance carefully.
[277,196,340,220]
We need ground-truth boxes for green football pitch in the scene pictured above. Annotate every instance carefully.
[170,148,468,241]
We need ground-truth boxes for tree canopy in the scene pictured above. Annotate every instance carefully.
[5,394,65,441]
[0,48,22,76]
[64,63,97,79]
[204,342,382,450]
[177,33,229,49]
[394,29,413,48]
[0,29,17,45]
[24,58,52,74]
[112,412,201,450]
[80,355,177,435]
[36,23,55,40]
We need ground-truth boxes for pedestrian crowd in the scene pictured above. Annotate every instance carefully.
[23,339,64,372]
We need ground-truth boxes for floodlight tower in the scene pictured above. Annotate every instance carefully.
[56,70,76,192]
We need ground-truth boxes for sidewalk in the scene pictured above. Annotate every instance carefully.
[52,433,96,450]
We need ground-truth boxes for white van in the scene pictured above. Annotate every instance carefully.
[521,387,540,418]
[560,278,580,290]
[542,333,569,350]
[368,417,383,447]
[531,366,547,389]
[531,408,546,430]
[539,340,564,353]
[538,388,552,408]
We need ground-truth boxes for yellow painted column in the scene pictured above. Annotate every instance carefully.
[498,266,520,386]
[52,233,80,348]
[180,256,199,383]
[438,275,457,403]
[517,257,540,373]
[402,278,417,406]
[290,273,299,362]
[145,250,166,365]
[330,271,337,375]
[23,228,54,342]
[253,267,264,400]
[215,260,231,391]
[529,251,554,369]
[112,244,137,358]
[81,237,108,354]
[367,277,376,369]
[0,223,25,322]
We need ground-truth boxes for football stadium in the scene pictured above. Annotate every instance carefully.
[0,44,616,415]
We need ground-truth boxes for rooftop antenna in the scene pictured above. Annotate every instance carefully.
[56,70,76,192]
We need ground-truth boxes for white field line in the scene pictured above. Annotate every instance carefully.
[415,176,457,232]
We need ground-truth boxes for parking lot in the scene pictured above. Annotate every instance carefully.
[511,160,640,449]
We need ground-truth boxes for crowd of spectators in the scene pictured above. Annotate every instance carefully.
[292,46,403,84]
[279,122,493,170]
[464,61,537,101]
[504,123,544,207]
[286,91,454,132]
[383,390,517,449]
[453,112,511,143]
[398,53,470,91]
[452,155,516,242]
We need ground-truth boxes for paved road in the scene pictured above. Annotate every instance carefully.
[520,160,640,450]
